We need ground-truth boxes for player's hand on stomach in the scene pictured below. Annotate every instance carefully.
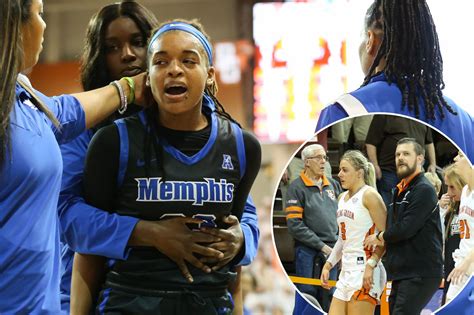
[199,215,244,270]
[131,218,224,283]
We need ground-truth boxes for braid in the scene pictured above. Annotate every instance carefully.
[143,108,153,178]
[363,0,456,120]
[205,86,241,128]
[144,107,166,181]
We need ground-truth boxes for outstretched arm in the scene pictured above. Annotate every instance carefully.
[72,74,149,129]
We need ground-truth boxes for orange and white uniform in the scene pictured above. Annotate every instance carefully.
[447,185,474,300]
[327,185,386,304]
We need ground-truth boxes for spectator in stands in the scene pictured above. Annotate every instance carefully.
[366,115,437,207]
[439,164,465,304]
[425,171,442,196]
[285,144,342,311]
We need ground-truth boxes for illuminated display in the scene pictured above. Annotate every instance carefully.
[253,1,359,143]
[253,0,474,143]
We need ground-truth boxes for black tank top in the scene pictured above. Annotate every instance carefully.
[104,110,245,291]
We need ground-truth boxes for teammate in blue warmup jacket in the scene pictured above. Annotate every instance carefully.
[58,3,260,312]
[70,19,261,314]
[316,0,474,164]
[0,0,149,313]
[305,1,474,313]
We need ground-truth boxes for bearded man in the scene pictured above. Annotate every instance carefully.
[365,138,443,315]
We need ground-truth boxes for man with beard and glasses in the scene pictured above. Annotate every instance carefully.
[364,138,443,315]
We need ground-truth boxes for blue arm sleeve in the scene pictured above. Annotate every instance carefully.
[32,88,86,144]
[58,131,138,259]
[315,103,348,133]
[237,195,259,266]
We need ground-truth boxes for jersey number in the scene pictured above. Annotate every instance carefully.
[340,222,347,240]
[460,219,471,239]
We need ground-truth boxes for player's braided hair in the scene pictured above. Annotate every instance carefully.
[143,106,166,180]
[363,0,456,120]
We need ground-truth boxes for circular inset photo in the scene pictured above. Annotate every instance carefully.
[272,114,474,315]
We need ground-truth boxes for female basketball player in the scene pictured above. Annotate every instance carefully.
[320,150,387,315]
[446,152,474,302]
[70,19,261,314]
[316,0,474,164]
[58,2,259,311]
[440,164,465,304]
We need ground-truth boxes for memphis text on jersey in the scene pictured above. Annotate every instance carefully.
[134,177,234,205]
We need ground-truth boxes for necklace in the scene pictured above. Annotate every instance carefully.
[347,183,366,200]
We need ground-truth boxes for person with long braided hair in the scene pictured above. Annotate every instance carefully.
[70,19,261,314]
[316,0,474,164]
[58,2,260,313]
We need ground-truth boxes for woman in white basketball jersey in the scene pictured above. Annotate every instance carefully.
[321,150,387,315]
[446,151,474,302]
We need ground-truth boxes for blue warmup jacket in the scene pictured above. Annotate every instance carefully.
[0,80,85,314]
[316,73,474,164]
[58,115,260,312]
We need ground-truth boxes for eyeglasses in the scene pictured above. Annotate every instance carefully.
[306,155,327,162]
